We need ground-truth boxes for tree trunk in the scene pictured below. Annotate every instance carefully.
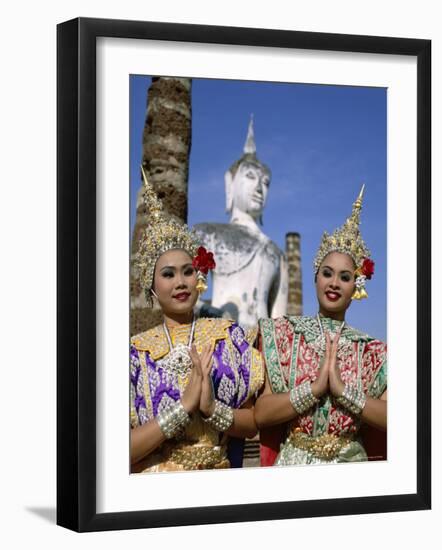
[131,77,192,336]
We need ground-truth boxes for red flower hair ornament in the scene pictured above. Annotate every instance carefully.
[192,246,216,293]
[353,257,375,300]
[361,258,375,280]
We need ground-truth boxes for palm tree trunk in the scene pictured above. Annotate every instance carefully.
[131,77,192,335]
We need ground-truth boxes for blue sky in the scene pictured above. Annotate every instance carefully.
[130,76,387,341]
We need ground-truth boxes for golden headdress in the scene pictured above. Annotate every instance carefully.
[136,167,201,307]
[313,185,374,300]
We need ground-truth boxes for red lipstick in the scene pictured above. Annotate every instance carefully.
[325,291,340,302]
[173,292,190,302]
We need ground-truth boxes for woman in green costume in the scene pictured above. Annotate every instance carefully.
[255,186,387,466]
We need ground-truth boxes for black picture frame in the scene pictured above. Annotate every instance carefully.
[57,17,431,532]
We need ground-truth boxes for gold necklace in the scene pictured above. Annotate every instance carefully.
[157,316,196,376]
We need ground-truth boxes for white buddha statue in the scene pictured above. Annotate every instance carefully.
[194,117,288,328]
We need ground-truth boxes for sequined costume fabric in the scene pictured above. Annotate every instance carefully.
[259,315,387,465]
[130,318,264,473]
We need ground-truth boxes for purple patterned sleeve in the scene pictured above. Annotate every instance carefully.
[228,324,252,407]
[130,344,144,427]
[211,323,252,409]
[130,345,182,424]
[145,352,181,417]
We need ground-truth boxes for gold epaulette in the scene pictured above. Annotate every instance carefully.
[245,325,259,346]
[131,318,234,361]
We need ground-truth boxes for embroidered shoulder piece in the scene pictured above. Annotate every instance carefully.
[343,325,373,342]
[249,347,265,397]
[131,324,166,359]
[245,325,259,346]
[285,316,318,343]
[286,315,373,343]
[244,323,265,396]
[131,318,234,360]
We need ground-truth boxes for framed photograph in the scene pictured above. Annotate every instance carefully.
[57,17,431,532]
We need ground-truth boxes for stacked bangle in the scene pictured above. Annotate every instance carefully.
[336,383,367,415]
[157,401,191,439]
[289,381,318,414]
[203,400,234,432]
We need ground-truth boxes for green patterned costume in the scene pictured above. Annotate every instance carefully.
[259,315,387,465]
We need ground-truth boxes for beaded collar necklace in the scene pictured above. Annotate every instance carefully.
[316,314,346,356]
[159,316,196,376]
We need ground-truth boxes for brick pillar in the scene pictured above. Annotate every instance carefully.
[286,232,302,316]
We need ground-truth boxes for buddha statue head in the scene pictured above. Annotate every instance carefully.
[225,116,271,223]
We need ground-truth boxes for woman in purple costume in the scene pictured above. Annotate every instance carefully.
[130,169,263,473]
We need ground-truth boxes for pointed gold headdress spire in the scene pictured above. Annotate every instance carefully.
[314,184,374,300]
[135,166,201,306]
[141,165,164,222]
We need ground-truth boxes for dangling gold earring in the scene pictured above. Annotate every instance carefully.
[196,272,208,294]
